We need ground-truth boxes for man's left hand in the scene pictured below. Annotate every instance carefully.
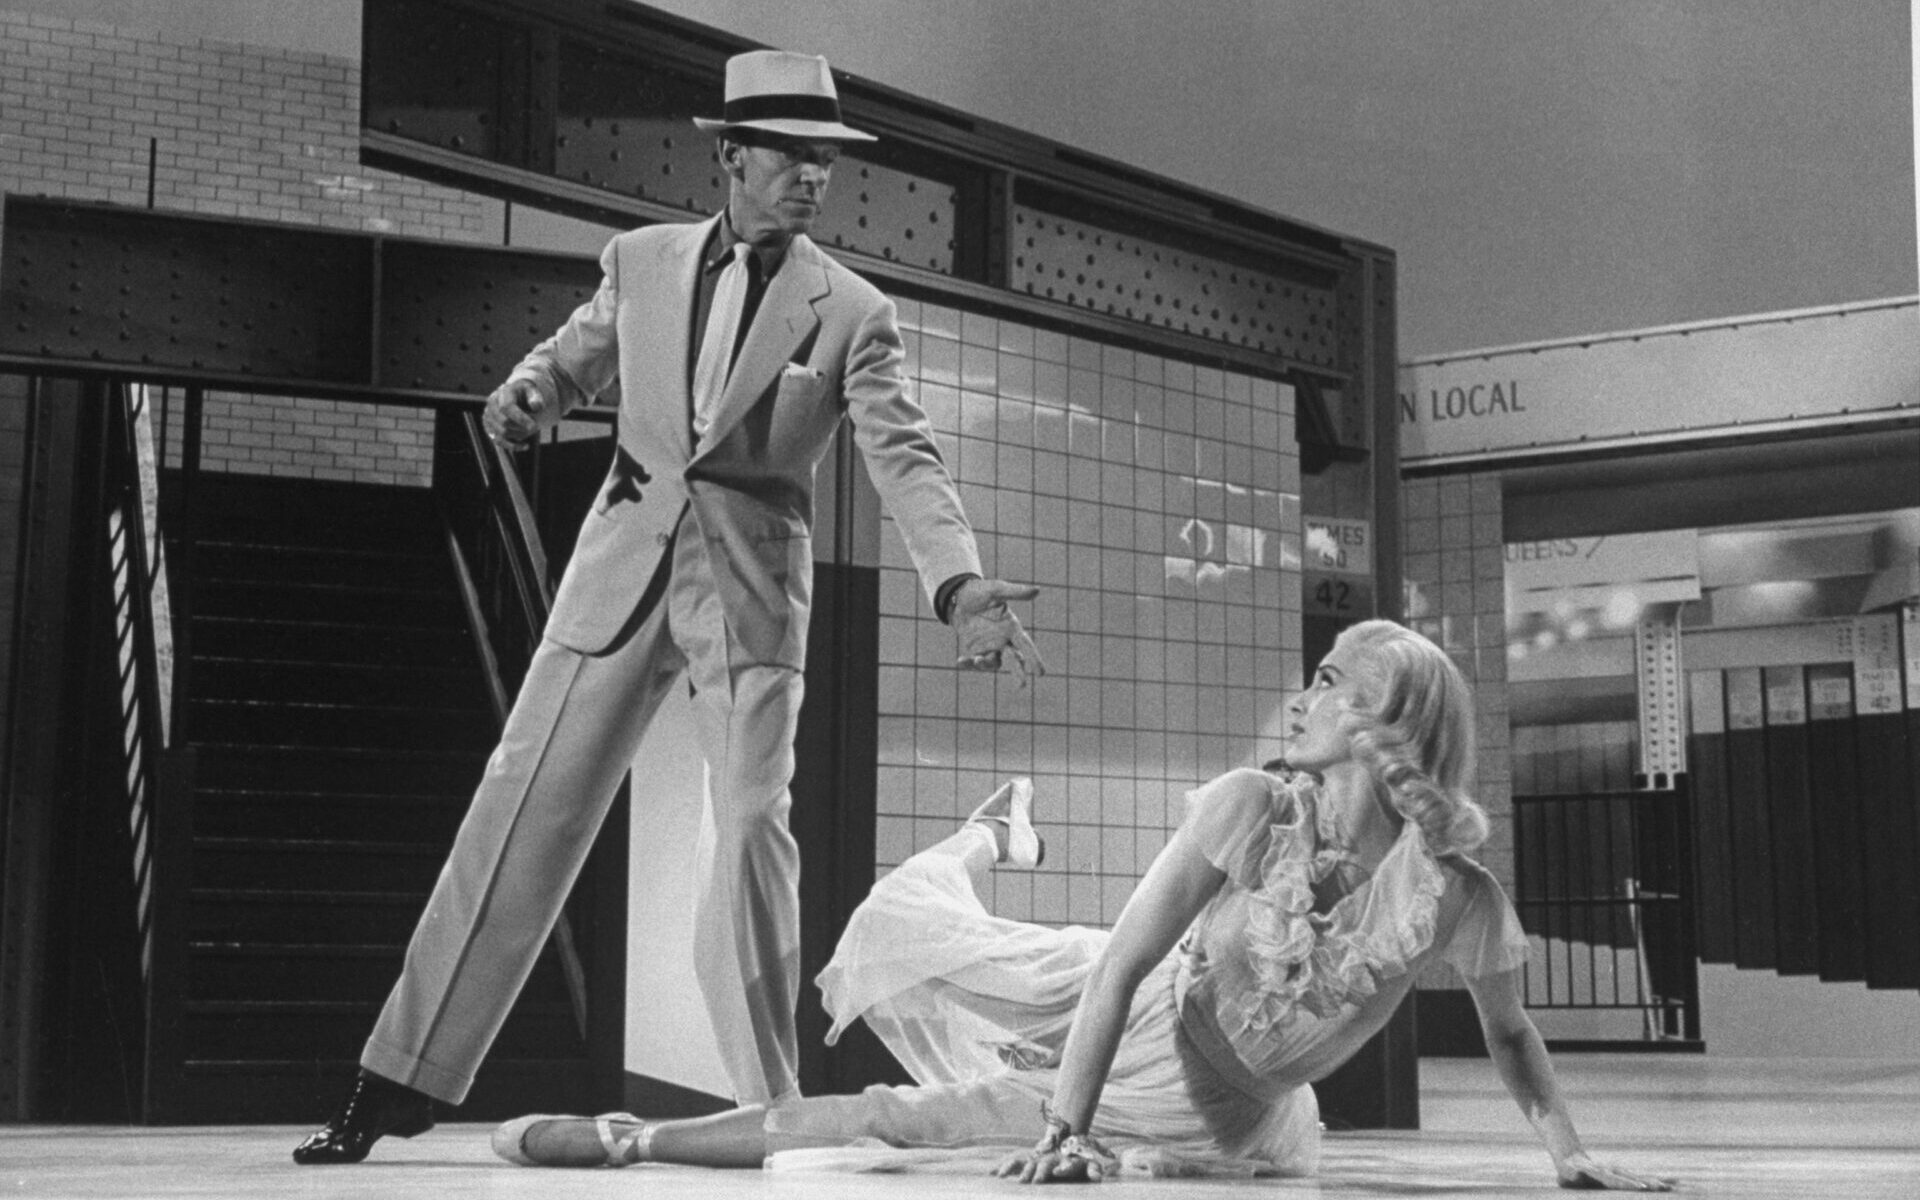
[951,579,1046,687]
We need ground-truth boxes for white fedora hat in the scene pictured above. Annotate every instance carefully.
[693,49,877,143]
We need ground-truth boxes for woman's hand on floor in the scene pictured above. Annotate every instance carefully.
[994,1136,1119,1184]
[1556,1150,1675,1191]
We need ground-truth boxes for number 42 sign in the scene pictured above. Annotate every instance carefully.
[1304,516,1373,617]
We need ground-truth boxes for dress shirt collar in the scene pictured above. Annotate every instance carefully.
[709,213,790,281]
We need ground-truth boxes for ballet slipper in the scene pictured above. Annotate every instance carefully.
[966,777,1045,868]
[491,1112,654,1167]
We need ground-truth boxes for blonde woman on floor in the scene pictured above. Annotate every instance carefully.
[494,619,1672,1189]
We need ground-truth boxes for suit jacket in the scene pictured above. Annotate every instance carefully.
[508,215,982,668]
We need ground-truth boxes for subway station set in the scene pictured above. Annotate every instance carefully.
[0,0,1914,1170]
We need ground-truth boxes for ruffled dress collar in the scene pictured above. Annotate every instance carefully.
[1233,775,1447,1026]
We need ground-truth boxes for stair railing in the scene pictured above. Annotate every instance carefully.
[102,382,167,980]
[432,407,592,1040]
[98,380,201,1117]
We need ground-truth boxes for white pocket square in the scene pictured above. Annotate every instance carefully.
[781,364,824,380]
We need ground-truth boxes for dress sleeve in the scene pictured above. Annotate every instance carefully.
[1441,867,1532,980]
[1178,768,1294,889]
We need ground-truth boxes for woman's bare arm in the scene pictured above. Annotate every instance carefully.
[1465,967,1673,1191]
[999,819,1226,1183]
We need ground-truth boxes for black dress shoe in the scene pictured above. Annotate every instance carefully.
[291,1069,435,1164]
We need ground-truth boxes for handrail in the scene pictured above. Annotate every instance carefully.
[434,408,591,1040]
[96,379,201,1118]
[101,382,174,984]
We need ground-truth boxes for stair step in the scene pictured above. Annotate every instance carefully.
[192,836,452,891]
[186,942,576,1003]
[194,578,465,626]
[183,1055,595,1075]
[193,656,492,708]
[192,599,464,635]
[145,471,609,1124]
[187,538,447,588]
[190,615,475,668]
[181,1000,578,1059]
[190,743,484,796]
[165,1057,608,1124]
[162,477,441,550]
[189,943,403,1001]
[191,888,429,943]
[189,698,496,752]
[176,509,442,552]
[193,791,468,841]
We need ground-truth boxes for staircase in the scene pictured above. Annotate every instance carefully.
[162,471,591,1122]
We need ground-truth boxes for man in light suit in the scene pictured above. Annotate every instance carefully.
[294,49,1043,1164]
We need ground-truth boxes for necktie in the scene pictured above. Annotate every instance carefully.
[691,243,750,439]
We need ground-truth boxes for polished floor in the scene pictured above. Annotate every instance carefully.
[3,1056,1916,1198]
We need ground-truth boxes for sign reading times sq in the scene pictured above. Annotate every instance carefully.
[1396,299,1918,464]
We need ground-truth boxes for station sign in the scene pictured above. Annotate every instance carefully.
[1398,298,1918,465]
[1505,529,1701,614]
[1304,515,1373,617]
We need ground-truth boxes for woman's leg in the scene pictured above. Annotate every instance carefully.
[963,783,1016,864]
[931,776,1037,878]
[841,779,1028,926]
[647,1107,769,1167]
[501,1078,1049,1170]
[932,819,1002,878]
[504,1106,770,1168]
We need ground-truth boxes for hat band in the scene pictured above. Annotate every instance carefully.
[722,92,845,126]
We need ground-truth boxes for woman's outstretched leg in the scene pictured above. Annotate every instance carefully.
[927,819,1001,880]
[906,778,1022,894]
[496,1107,770,1168]
[945,777,1045,875]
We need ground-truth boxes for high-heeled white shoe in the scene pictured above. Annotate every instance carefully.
[966,777,1044,868]
[492,1112,654,1167]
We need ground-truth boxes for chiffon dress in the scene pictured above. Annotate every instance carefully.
[765,768,1530,1176]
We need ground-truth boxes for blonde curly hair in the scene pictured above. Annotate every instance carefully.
[1331,619,1489,855]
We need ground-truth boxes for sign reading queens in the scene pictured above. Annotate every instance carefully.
[1397,297,1919,467]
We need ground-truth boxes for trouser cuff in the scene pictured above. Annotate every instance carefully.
[361,1038,473,1105]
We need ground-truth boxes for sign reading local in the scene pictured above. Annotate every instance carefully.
[1397,299,1919,464]
[1402,380,1525,424]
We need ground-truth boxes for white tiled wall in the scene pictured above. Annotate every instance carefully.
[876,300,1305,927]
[1402,472,1513,893]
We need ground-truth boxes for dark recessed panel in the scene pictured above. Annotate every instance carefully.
[0,199,372,382]
[1010,204,1337,366]
[363,0,528,163]
[811,157,957,275]
[554,40,957,273]
[377,241,600,395]
[357,1,1385,375]
[554,42,721,212]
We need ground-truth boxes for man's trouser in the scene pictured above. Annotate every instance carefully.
[361,535,806,1105]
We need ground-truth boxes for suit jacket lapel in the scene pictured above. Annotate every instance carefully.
[638,216,715,465]
[693,234,829,458]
